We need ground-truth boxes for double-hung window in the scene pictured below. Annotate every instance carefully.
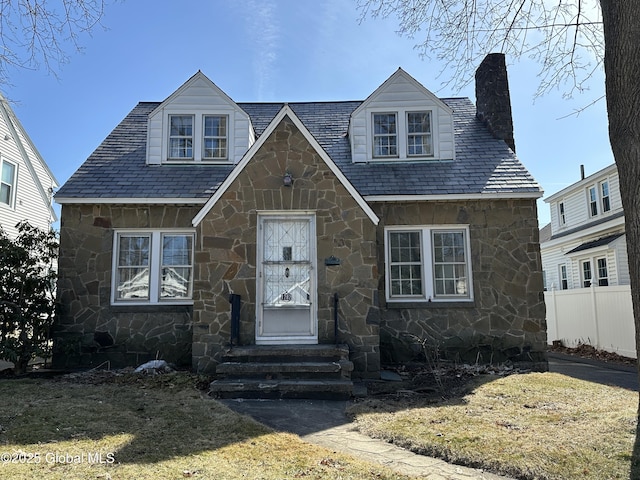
[0,158,16,207]
[582,260,592,287]
[373,113,398,157]
[559,265,568,290]
[588,186,598,217]
[113,230,194,304]
[386,226,472,302]
[407,112,433,156]
[558,202,566,226]
[169,115,194,159]
[600,181,611,213]
[203,115,228,160]
[596,257,609,286]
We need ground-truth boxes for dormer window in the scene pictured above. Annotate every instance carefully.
[373,113,397,157]
[165,114,230,163]
[407,112,433,156]
[169,115,194,159]
[370,110,436,161]
[203,115,228,160]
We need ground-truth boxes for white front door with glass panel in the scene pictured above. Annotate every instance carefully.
[256,214,317,344]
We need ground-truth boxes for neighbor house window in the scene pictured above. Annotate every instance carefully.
[582,260,592,287]
[169,115,194,159]
[203,115,228,159]
[373,113,398,157]
[558,202,566,225]
[559,265,568,290]
[0,158,16,207]
[600,181,611,213]
[386,226,472,302]
[597,257,609,286]
[588,186,598,217]
[407,111,433,156]
[113,230,194,304]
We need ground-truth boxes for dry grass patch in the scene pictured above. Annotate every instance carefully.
[0,374,412,480]
[349,372,637,480]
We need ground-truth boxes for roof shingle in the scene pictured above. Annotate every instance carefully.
[55,98,541,200]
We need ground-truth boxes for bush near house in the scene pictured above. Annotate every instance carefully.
[0,221,58,374]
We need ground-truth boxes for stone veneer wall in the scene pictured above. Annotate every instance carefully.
[53,204,200,368]
[373,200,547,370]
[193,116,380,378]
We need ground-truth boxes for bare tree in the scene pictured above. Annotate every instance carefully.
[358,0,640,472]
[0,0,105,86]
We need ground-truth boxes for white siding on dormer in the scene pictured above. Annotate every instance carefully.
[147,73,253,165]
[350,69,455,163]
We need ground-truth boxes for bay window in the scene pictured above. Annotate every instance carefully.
[113,230,194,304]
[386,226,472,302]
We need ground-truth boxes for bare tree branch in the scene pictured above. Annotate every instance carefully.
[0,0,106,87]
[356,0,604,98]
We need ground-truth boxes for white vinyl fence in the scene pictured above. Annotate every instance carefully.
[545,285,636,359]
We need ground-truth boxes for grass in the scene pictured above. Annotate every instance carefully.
[349,372,638,480]
[0,373,412,480]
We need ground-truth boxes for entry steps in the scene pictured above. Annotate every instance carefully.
[209,344,354,399]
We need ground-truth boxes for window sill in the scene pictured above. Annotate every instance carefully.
[385,300,476,309]
[109,303,193,313]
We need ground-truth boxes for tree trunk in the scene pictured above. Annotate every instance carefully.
[600,0,640,474]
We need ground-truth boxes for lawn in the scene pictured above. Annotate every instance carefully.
[0,372,412,480]
[349,371,638,480]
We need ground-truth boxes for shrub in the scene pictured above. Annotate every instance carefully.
[0,221,58,373]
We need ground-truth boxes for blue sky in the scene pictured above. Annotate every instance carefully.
[4,0,613,227]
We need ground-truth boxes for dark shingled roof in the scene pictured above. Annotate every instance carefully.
[55,98,541,200]
[565,232,625,255]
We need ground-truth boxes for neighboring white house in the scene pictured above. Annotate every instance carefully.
[0,93,58,238]
[541,163,626,291]
[541,163,635,358]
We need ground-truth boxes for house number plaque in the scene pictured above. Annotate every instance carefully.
[281,291,292,302]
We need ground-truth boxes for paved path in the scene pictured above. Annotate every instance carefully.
[222,354,638,479]
[222,398,514,479]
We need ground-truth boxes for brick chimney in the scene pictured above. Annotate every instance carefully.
[475,53,516,152]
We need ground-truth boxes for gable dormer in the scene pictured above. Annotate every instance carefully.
[349,68,455,163]
[146,71,254,165]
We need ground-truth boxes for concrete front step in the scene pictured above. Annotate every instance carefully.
[211,344,354,399]
[216,360,354,380]
[209,378,353,400]
[222,344,350,363]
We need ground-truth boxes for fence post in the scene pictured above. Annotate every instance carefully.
[590,284,600,349]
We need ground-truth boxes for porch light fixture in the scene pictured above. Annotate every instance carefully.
[283,172,293,187]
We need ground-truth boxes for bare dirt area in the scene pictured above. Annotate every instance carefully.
[549,342,637,367]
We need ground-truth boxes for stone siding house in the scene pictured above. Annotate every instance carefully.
[53,54,547,388]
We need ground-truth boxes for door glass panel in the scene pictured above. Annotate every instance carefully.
[263,219,311,307]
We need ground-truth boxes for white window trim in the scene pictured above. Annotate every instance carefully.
[111,229,195,305]
[596,256,609,286]
[558,201,566,226]
[406,111,434,157]
[559,264,568,290]
[600,180,611,213]
[367,107,438,162]
[0,156,18,209]
[581,259,593,287]
[384,225,473,303]
[162,110,233,164]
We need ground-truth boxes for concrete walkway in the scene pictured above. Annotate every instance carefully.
[222,354,638,479]
[222,397,514,479]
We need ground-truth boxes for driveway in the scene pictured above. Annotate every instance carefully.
[548,352,638,391]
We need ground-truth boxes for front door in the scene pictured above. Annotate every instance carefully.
[256,213,317,344]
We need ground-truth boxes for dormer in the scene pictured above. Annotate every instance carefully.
[349,68,455,163]
[146,71,254,165]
